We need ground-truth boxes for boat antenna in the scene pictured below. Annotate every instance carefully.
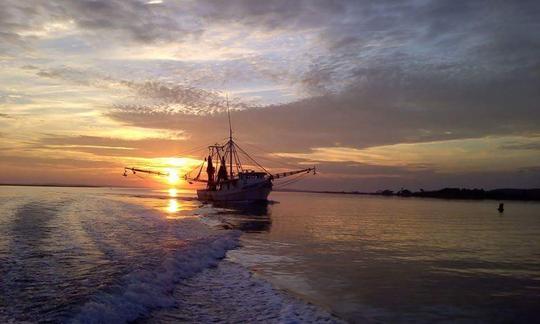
[227,94,232,141]
[226,93,233,177]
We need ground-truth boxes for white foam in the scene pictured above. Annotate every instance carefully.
[71,231,240,323]
[145,260,344,323]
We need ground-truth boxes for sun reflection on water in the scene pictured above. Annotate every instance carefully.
[163,187,199,218]
[167,199,180,213]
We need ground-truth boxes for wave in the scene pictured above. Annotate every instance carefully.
[71,231,240,323]
[146,259,344,323]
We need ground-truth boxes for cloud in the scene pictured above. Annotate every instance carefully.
[0,153,114,170]
[0,0,203,51]
[295,1,540,95]
[37,134,198,159]
[6,1,540,98]
[3,0,540,189]
[0,90,31,105]
[116,81,229,114]
[33,65,258,114]
[500,142,540,151]
[20,65,38,70]
[34,66,105,87]
[191,0,347,32]
[108,70,540,153]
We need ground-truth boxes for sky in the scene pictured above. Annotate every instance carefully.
[1,0,539,191]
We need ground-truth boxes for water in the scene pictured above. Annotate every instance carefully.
[0,186,336,323]
[224,192,540,323]
[1,186,539,323]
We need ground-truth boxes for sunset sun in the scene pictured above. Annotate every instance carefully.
[166,169,180,185]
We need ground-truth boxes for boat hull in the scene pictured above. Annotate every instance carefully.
[197,180,272,202]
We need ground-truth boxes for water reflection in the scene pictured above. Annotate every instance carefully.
[165,188,190,217]
[168,188,178,197]
[167,199,180,213]
[212,201,272,233]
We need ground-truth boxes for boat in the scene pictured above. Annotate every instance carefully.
[123,97,315,202]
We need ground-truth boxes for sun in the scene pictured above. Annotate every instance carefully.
[166,169,180,185]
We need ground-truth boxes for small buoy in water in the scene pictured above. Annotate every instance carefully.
[498,203,504,213]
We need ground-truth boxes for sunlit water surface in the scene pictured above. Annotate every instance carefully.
[225,192,540,323]
[1,187,539,323]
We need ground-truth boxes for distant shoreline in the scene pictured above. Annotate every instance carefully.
[2,184,539,201]
[276,188,540,201]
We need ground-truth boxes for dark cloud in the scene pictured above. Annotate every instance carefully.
[191,0,347,31]
[108,68,540,153]
[117,81,231,114]
[0,0,202,53]
[295,1,540,94]
[6,0,540,97]
[3,0,539,64]
[34,66,103,86]
[33,66,256,113]
[500,142,540,151]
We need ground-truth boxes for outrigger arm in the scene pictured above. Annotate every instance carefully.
[271,167,316,179]
[123,167,169,177]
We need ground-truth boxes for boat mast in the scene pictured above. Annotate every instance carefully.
[227,94,233,178]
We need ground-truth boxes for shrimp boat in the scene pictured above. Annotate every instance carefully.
[123,100,315,202]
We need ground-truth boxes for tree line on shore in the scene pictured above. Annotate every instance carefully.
[278,187,540,201]
[375,188,540,201]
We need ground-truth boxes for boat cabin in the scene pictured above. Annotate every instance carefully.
[239,171,267,181]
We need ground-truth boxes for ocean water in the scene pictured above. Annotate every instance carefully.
[0,186,337,323]
[1,186,539,323]
[225,192,540,323]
